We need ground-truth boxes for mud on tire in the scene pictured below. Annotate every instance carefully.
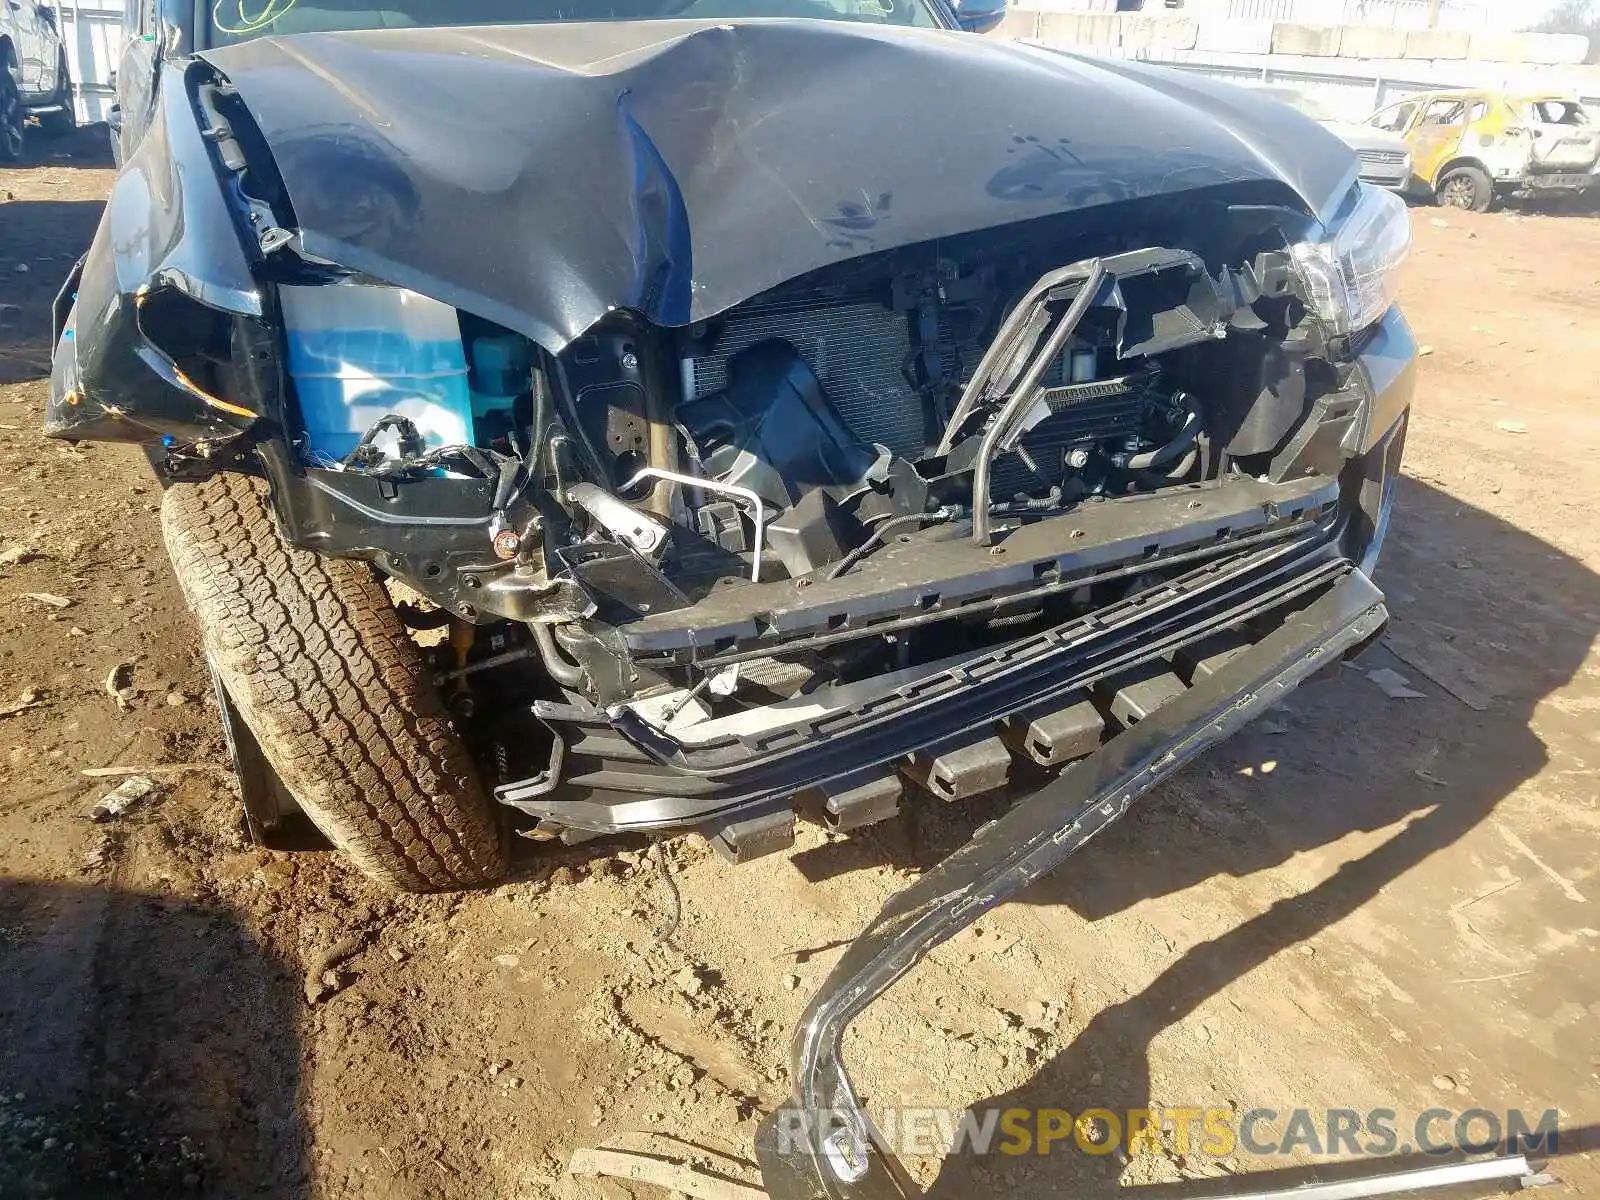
[162,471,507,892]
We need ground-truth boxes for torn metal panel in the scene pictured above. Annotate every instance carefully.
[197,20,1358,352]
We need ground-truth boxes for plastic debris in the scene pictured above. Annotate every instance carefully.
[1367,667,1426,700]
[673,964,707,997]
[0,688,44,718]
[80,763,226,779]
[569,1134,769,1200]
[89,775,161,822]
[105,662,136,710]
[21,592,72,609]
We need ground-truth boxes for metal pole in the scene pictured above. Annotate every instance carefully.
[67,0,82,122]
[1199,1153,1547,1200]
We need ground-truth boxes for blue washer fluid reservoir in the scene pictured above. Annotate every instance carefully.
[280,284,473,464]
[469,333,534,423]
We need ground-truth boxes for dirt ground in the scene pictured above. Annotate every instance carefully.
[2,125,1598,1200]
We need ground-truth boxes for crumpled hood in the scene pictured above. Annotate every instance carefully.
[201,20,1356,351]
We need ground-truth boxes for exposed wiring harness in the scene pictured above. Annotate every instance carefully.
[340,413,515,481]
[825,507,954,581]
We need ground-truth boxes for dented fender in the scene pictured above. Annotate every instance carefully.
[45,61,267,446]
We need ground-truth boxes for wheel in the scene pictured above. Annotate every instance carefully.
[162,471,508,892]
[1436,165,1492,213]
[0,56,23,163]
[37,53,75,137]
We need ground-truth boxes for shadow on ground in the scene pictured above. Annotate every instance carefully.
[0,879,310,1199]
[784,477,1598,1196]
[1,125,113,385]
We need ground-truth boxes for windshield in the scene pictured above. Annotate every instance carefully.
[205,0,942,44]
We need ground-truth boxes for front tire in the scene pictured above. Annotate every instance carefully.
[1436,165,1493,213]
[162,472,508,892]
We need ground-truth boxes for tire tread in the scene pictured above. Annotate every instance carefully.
[162,473,506,892]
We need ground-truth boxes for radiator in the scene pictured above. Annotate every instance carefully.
[687,294,1151,499]
[686,296,925,459]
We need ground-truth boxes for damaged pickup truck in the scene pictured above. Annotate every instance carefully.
[50,2,1412,1192]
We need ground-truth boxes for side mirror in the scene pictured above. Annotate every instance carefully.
[951,0,1008,34]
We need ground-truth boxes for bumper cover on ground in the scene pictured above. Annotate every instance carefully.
[755,567,1389,1199]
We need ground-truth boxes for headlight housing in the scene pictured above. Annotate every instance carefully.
[1290,184,1412,336]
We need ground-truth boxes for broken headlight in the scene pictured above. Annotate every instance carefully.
[1291,184,1412,336]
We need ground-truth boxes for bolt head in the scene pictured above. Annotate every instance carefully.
[492,529,522,560]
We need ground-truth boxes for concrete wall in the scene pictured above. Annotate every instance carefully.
[1033,0,1558,34]
[1010,7,1593,68]
[1025,11,1201,51]
[1023,47,1600,123]
[58,0,124,123]
[1402,28,1470,61]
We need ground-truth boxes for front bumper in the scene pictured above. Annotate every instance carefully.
[499,478,1346,833]
[494,307,1414,846]
[1520,170,1600,193]
[1357,166,1411,192]
[754,566,1391,1198]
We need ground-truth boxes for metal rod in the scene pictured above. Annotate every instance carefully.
[973,261,1106,546]
[937,258,1102,456]
[531,623,584,688]
[1198,1153,1538,1200]
[622,467,766,582]
[437,645,536,683]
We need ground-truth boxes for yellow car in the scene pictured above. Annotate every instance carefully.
[1366,89,1600,211]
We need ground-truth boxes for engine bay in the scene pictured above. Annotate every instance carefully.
[230,189,1369,772]
[278,204,1318,607]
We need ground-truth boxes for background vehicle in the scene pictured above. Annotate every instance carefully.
[1520,95,1600,200]
[0,0,74,161]
[1368,89,1600,211]
[1254,85,1412,192]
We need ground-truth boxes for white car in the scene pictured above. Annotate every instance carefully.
[0,1,74,162]
[1254,87,1413,193]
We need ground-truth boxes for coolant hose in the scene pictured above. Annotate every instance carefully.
[1132,447,1199,491]
[531,622,586,689]
[1122,405,1201,472]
